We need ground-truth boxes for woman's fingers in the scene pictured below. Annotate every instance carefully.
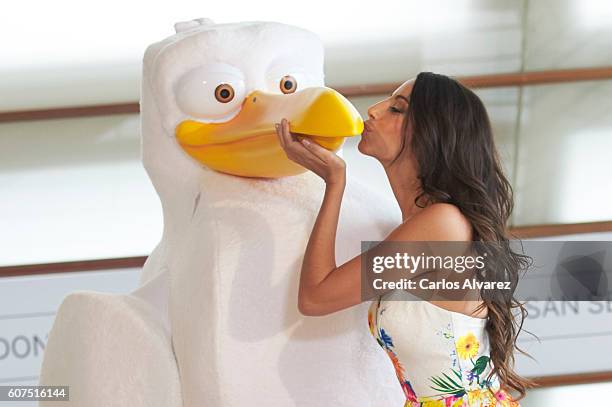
[275,118,344,171]
[276,119,295,150]
[299,138,332,164]
[282,118,300,144]
[277,119,309,157]
[275,122,287,149]
[274,118,346,183]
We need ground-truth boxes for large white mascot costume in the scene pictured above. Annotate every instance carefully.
[39,19,404,407]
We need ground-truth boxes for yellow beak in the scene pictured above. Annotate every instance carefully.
[175,87,363,178]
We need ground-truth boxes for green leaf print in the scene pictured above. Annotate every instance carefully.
[429,370,466,396]
[471,355,490,376]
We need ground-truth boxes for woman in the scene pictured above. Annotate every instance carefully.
[275,72,534,406]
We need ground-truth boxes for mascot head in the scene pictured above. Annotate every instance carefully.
[141,18,362,180]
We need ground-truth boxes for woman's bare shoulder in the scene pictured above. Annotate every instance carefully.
[393,202,473,241]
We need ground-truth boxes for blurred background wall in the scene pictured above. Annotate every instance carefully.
[1,0,611,405]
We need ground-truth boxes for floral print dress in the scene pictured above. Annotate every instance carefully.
[367,290,520,407]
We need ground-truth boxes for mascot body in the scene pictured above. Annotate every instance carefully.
[39,19,404,407]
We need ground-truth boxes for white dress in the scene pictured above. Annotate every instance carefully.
[367,289,520,406]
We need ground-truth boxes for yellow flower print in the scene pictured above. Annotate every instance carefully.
[482,388,496,405]
[416,397,463,407]
[456,332,479,360]
[467,389,482,404]
[451,398,464,407]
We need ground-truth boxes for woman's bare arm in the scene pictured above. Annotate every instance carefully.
[298,180,346,315]
[298,202,473,316]
[274,118,472,316]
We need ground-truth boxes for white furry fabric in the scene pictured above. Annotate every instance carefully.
[39,19,405,407]
[38,270,182,407]
[166,169,404,406]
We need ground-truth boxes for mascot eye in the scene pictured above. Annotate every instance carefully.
[280,75,297,94]
[215,84,235,103]
[175,64,246,121]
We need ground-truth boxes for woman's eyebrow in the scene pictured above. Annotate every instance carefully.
[394,95,409,103]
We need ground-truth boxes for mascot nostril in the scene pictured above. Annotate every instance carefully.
[38,19,403,407]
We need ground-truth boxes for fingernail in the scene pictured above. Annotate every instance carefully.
[301,138,310,145]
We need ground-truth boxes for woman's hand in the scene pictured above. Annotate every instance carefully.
[275,118,346,186]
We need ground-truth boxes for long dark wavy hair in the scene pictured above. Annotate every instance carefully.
[402,72,537,401]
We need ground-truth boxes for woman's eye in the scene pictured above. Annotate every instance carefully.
[388,106,402,113]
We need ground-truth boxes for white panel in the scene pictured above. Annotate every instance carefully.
[515,232,612,382]
[0,63,141,113]
[0,268,140,405]
[525,0,612,70]
[0,115,162,266]
[514,80,612,225]
[516,301,612,377]
[523,381,612,406]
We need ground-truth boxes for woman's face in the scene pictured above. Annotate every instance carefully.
[358,79,414,165]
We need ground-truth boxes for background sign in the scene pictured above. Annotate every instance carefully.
[0,243,611,405]
[0,268,140,407]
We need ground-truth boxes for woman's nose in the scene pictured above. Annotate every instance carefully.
[367,100,384,119]
[367,106,377,120]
